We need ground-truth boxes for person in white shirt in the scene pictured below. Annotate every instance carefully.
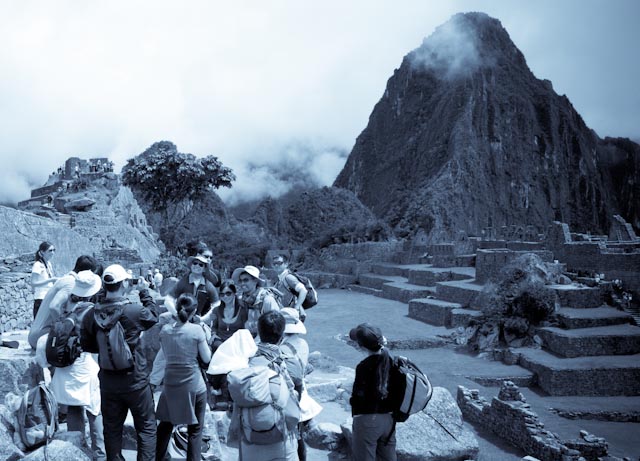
[153,268,163,290]
[30,241,58,318]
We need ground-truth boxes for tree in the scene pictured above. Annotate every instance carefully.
[122,140,235,213]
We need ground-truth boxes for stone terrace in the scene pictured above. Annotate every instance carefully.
[320,242,640,399]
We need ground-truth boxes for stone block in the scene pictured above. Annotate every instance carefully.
[304,422,344,451]
[408,298,461,326]
[23,439,91,461]
[450,308,483,328]
[537,325,640,358]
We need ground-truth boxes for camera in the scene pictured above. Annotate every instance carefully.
[131,278,139,285]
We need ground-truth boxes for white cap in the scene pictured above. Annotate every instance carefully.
[103,264,133,284]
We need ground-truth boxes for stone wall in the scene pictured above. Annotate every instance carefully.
[0,256,35,333]
[317,242,404,275]
[457,382,609,461]
[554,243,640,295]
[476,249,554,283]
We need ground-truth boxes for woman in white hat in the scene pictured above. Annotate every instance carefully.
[38,270,105,461]
[232,265,281,337]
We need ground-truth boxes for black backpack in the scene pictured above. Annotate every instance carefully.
[286,273,318,310]
[45,302,91,368]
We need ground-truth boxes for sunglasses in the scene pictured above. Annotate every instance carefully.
[192,261,206,267]
[273,261,284,266]
[47,248,56,252]
[201,254,213,259]
[221,291,234,296]
[239,277,253,283]
[70,294,89,303]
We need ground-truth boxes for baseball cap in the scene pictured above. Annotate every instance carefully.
[102,264,133,284]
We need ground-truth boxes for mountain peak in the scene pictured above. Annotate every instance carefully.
[334,12,639,239]
[407,12,527,80]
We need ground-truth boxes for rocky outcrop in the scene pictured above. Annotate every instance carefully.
[0,206,96,272]
[342,387,479,461]
[334,12,640,240]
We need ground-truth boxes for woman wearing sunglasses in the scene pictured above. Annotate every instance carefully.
[31,241,59,318]
[208,279,248,409]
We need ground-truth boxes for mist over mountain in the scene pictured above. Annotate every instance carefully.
[218,141,348,206]
[334,12,640,239]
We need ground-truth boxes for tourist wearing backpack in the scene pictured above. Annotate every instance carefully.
[232,265,281,338]
[80,264,159,461]
[155,293,212,461]
[349,323,403,461]
[229,311,300,461]
[40,270,106,461]
[272,255,308,322]
[29,255,99,350]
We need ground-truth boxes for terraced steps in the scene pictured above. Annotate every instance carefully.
[408,298,463,326]
[506,348,640,396]
[406,266,475,286]
[347,284,382,297]
[548,284,603,309]
[555,307,634,329]
[536,324,640,358]
[358,273,406,290]
[435,279,484,306]
[380,281,437,304]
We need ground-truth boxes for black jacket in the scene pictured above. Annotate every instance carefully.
[81,289,159,392]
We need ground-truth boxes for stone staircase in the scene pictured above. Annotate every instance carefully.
[348,259,640,397]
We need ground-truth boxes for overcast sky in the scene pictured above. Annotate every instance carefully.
[1,0,638,205]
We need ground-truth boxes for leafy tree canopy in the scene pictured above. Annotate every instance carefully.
[121,141,235,211]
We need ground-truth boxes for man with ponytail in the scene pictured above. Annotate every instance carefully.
[349,323,402,461]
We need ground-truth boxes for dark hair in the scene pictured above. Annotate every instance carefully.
[258,311,285,344]
[220,279,236,294]
[35,241,54,264]
[104,281,123,293]
[72,255,98,274]
[272,254,288,263]
[176,293,198,323]
[186,240,209,257]
[375,348,391,399]
[350,324,391,399]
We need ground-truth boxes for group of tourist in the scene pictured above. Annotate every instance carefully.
[27,240,399,461]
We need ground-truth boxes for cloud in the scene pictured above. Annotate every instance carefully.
[408,13,489,79]
[0,1,638,206]
[217,140,348,205]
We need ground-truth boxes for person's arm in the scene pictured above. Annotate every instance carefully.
[48,276,75,313]
[138,288,159,330]
[349,362,366,412]
[197,327,212,365]
[285,274,307,313]
[30,263,57,288]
